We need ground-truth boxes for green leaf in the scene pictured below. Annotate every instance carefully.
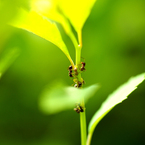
[88,73,145,137]
[39,81,99,114]
[0,48,19,78]
[9,8,74,66]
[30,0,79,51]
[30,0,71,34]
[59,0,97,32]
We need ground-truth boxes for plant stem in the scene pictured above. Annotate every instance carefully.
[76,46,81,67]
[80,99,87,145]
[71,28,86,145]
[76,38,86,145]
[78,30,82,48]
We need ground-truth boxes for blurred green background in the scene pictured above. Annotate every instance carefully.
[0,0,145,144]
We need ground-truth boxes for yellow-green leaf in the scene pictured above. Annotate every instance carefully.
[30,0,71,34]
[87,73,145,145]
[39,81,99,114]
[9,8,74,66]
[58,0,96,32]
[30,0,78,50]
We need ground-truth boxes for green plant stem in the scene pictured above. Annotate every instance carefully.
[76,46,81,67]
[76,41,86,145]
[78,30,82,48]
[72,29,86,145]
[80,99,87,145]
[68,33,81,67]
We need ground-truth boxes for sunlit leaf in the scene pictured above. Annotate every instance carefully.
[30,0,79,50]
[88,73,145,136]
[0,48,19,77]
[30,0,71,34]
[9,8,74,65]
[58,0,96,32]
[39,81,99,114]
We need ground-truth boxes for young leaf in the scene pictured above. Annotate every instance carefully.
[87,73,145,145]
[0,48,19,77]
[30,0,72,34]
[9,8,74,66]
[39,81,99,114]
[30,0,79,51]
[58,0,96,33]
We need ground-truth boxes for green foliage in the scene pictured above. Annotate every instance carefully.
[30,0,97,46]
[3,0,145,145]
[30,0,73,35]
[59,0,96,32]
[58,0,97,46]
[9,8,74,66]
[39,81,99,114]
[9,0,97,65]
[87,73,145,144]
[30,0,79,58]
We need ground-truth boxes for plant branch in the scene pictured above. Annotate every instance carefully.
[71,28,86,145]
[80,99,87,145]
[68,32,82,67]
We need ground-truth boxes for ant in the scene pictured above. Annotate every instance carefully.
[81,62,86,71]
[74,103,84,113]
[68,66,79,78]
[68,65,73,77]
[74,81,82,88]
[78,81,82,88]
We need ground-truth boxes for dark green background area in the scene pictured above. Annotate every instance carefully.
[0,0,145,144]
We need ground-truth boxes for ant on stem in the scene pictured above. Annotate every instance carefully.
[81,62,86,71]
[68,65,78,78]
[68,65,73,77]
[80,57,86,71]
[74,81,82,88]
[74,103,84,113]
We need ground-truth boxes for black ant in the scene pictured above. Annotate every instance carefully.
[78,81,82,87]
[74,103,84,113]
[68,65,73,77]
[81,62,86,71]
[68,65,72,70]
[68,66,79,78]
[74,81,82,88]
